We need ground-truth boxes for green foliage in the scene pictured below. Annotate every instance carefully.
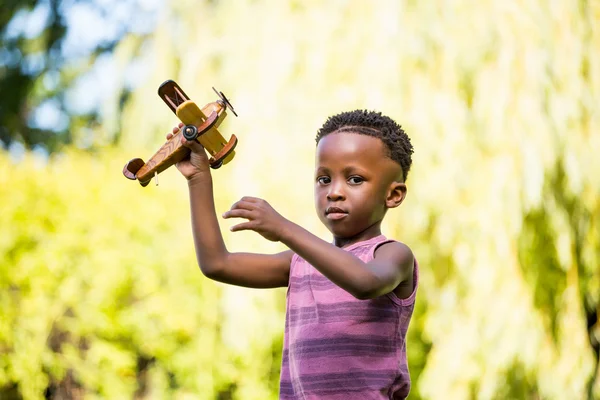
[491,361,540,400]
[518,207,566,341]
[0,150,284,399]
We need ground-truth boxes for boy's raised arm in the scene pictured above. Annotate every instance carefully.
[172,126,291,289]
[187,174,291,288]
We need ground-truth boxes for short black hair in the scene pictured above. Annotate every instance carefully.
[315,110,414,181]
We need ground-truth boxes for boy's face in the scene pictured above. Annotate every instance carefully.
[314,132,406,241]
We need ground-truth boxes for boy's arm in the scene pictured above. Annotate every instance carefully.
[173,128,291,289]
[223,197,413,299]
[280,224,413,299]
[187,174,292,288]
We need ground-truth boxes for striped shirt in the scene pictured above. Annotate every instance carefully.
[279,235,419,399]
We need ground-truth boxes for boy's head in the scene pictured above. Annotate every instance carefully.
[313,110,414,239]
[315,110,413,182]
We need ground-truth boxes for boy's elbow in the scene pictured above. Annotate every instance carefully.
[200,265,221,280]
[197,258,227,280]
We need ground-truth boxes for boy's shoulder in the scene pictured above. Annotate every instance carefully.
[374,239,414,270]
[376,239,413,254]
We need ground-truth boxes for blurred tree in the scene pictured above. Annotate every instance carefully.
[0,0,158,153]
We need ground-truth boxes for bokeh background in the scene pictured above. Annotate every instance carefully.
[1,1,599,399]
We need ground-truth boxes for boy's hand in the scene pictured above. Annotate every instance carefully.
[166,122,211,180]
[222,197,291,242]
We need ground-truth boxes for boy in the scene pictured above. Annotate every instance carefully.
[167,109,418,399]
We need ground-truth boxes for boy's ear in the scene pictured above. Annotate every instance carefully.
[386,182,407,208]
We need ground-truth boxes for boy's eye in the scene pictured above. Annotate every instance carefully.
[348,176,364,185]
[317,176,331,185]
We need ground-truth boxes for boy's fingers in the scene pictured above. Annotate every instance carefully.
[223,209,254,219]
[181,137,205,153]
[229,200,256,211]
[230,222,254,232]
[240,196,261,203]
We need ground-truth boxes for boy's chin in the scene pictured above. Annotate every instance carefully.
[324,224,360,239]
[319,215,365,238]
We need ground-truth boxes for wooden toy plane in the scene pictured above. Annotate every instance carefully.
[123,80,238,186]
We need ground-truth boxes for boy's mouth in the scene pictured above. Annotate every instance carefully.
[325,206,348,220]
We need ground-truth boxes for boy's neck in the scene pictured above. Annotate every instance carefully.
[332,223,383,248]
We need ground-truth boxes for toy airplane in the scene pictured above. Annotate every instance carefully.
[123,80,238,186]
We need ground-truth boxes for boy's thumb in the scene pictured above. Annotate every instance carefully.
[182,137,205,153]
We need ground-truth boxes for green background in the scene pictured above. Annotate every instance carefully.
[1,1,599,398]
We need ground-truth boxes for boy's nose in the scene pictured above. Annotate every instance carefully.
[326,184,345,201]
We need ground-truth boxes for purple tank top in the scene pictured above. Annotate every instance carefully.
[279,235,419,400]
